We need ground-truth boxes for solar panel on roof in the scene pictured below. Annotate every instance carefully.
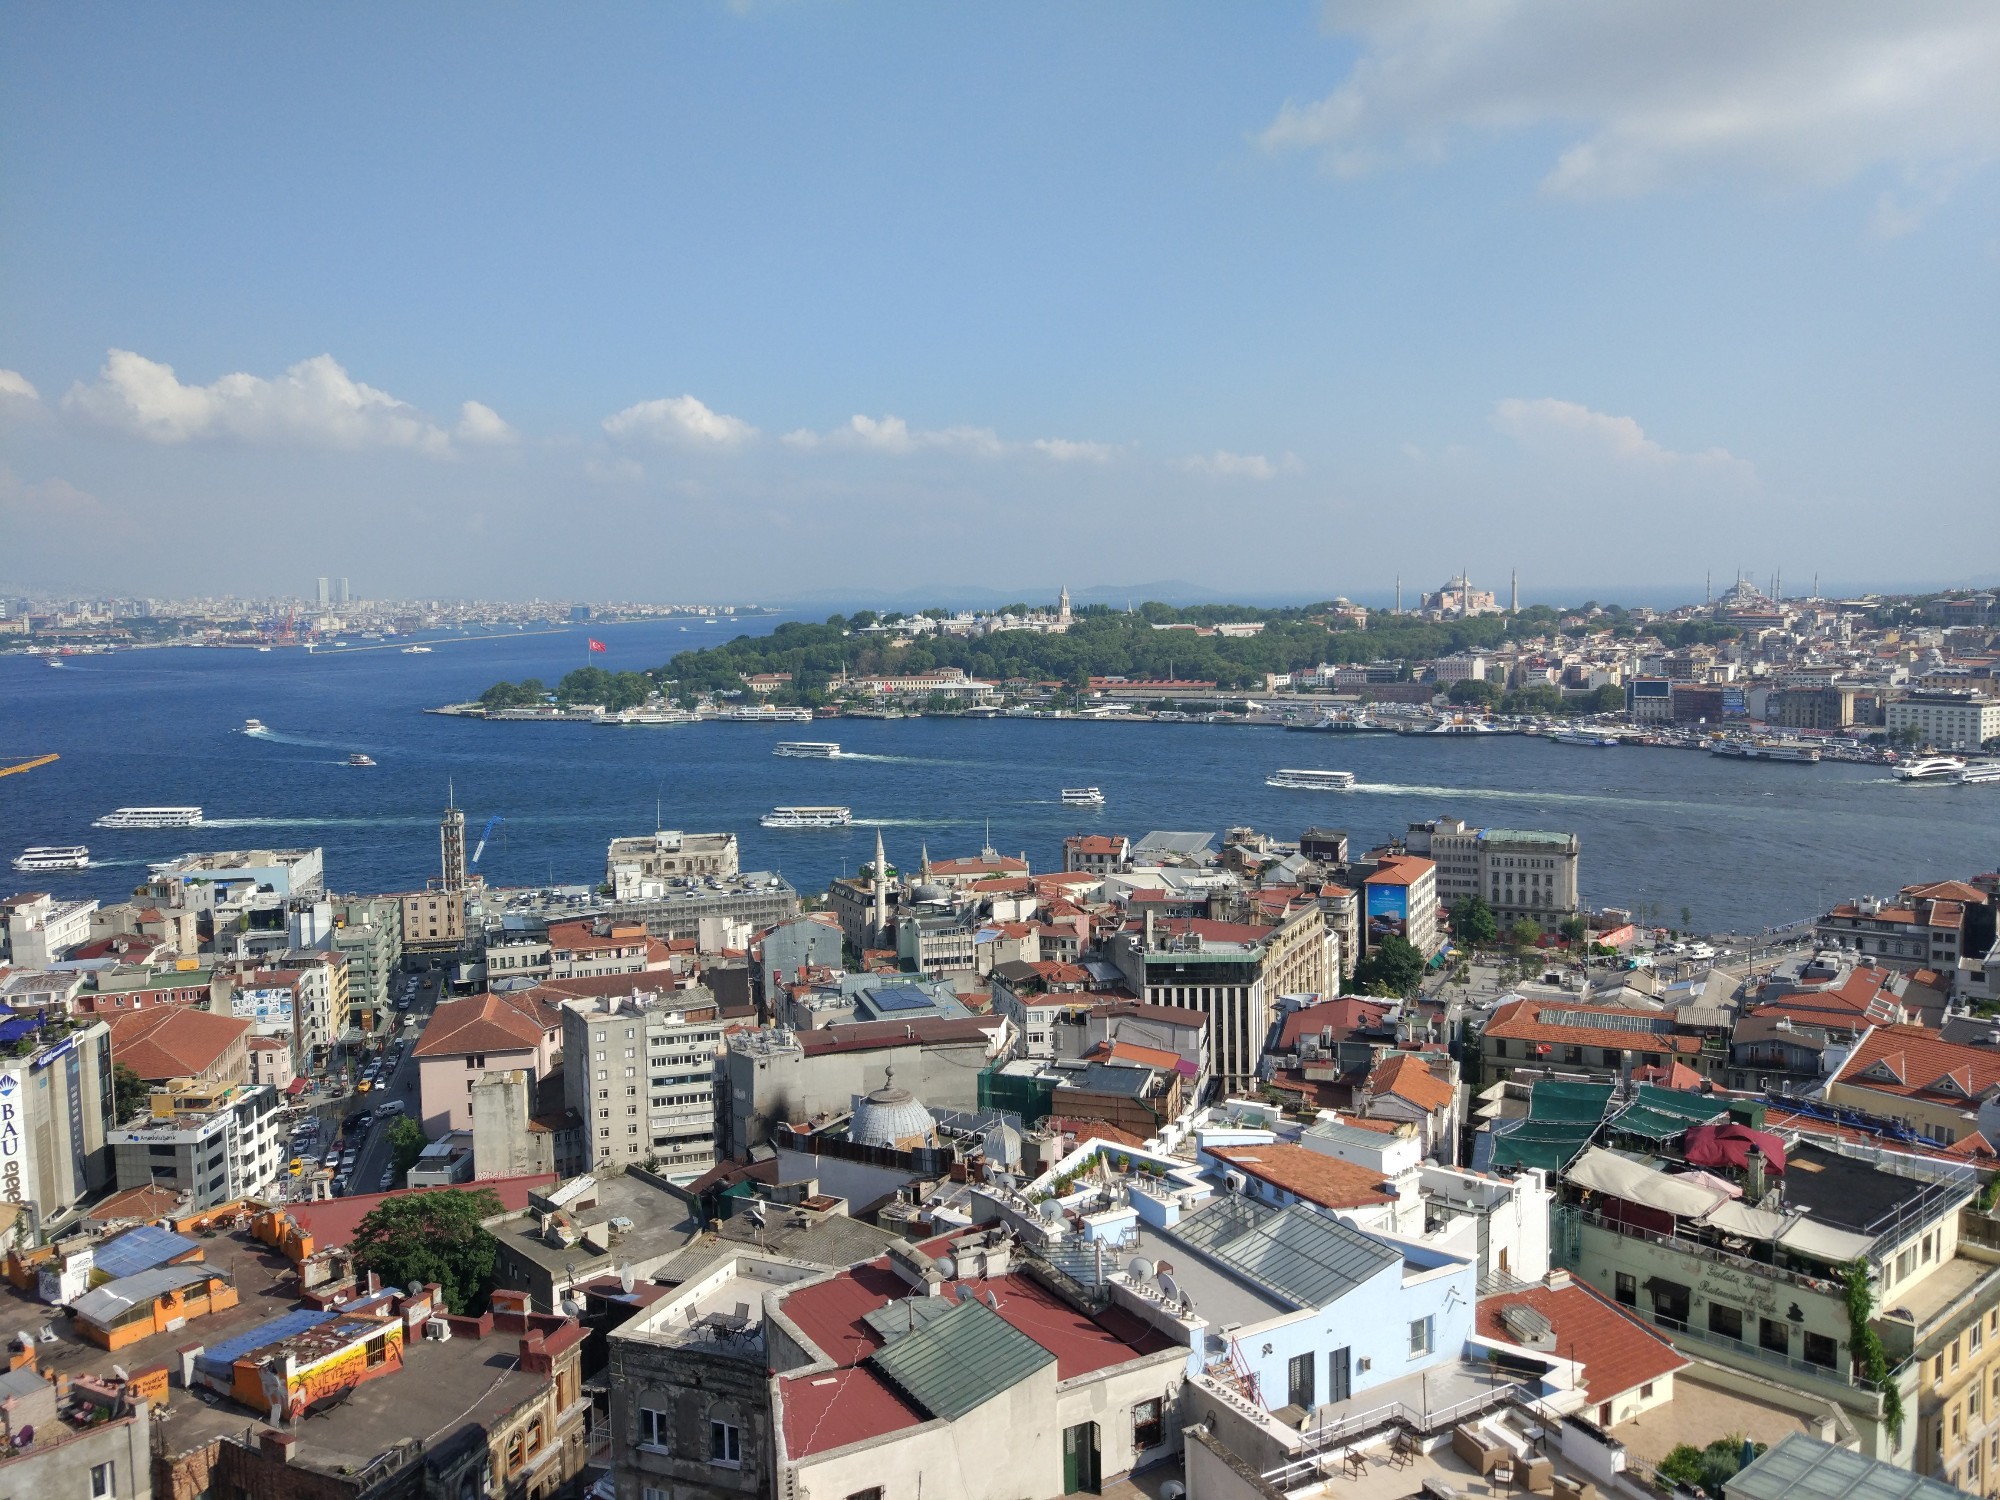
[868,987,936,1013]
[1539,1009,1670,1034]
[194,1308,336,1376]
[92,1224,200,1280]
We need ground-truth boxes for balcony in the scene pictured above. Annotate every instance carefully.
[1570,1208,1852,1299]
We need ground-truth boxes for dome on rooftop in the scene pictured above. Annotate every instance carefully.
[850,1068,937,1151]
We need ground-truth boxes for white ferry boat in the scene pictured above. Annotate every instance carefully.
[774,742,843,759]
[1710,740,1821,763]
[600,709,702,726]
[1550,732,1620,747]
[1959,762,2000,785]
[1060,787,1106,805]
[93,806,204,829]
[1896,756,1967,782]
[12,845,90,873]
[402,645,433,655]
[1265,769,1356,791]
[760,805,853,829]
[346,753,377,767]
[714,705,814,723]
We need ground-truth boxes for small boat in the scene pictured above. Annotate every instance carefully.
[775,742,843,759]
[1897,756,1968,782]
[1266,769,1356,790]
[1958,762,2000,785]
[12,845,90,873]
[402,645,433,655]
[346,753,377,767]
[760,805,853,828]
[257,646,272,653]
[243,718,269,735]
[93,806,204,829]
[44,658,62,669]
[1060,787,1106,806]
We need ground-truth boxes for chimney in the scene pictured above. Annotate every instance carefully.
[1143,908,1157,950]
[260,1430,297,1464]
[1745,1143,1768,1204]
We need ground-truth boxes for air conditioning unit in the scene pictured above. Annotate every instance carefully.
[423,1318,453,1343]
[1357,1356,1373,1373]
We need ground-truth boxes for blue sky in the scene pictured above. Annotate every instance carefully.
[3,3,1996,603]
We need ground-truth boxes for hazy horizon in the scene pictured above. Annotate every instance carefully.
[4,5,1996,599]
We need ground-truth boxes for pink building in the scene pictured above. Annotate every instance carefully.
[246,1034,295,1093]
[411,991,563,1135]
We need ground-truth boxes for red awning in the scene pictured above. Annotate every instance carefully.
[285,1077,308,1096]
[1683,1121,1786,1174]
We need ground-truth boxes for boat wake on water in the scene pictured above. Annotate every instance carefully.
[202,815,434,829]
[242,727,351,750]
[1351,780,1713,814]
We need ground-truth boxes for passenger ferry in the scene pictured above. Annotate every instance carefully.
[714,705,814,723]
[1709,740,1821,763]
[93,806,204,829]
[346,753,377,767]
[599,709,702,726]
[1060,787,1106,806]
[760,805,853,828]
[12,845,91,873]
[1287,712,1387,734]
[401,645,433,655]
[1550,732,1620,747]
[1265,769,1356,791]
[774,742,843,759]
[1959,763,2000,785]
[243,718,269,735]
[1896,756,1968,782]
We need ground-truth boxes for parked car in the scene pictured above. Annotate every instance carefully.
[376,1099,406,1118]
[377,1169,395,1190]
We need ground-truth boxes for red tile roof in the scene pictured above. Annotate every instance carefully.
[1368,1052,1455,1112]
[1042,1116,1150,1149]
[1482,998,1699,1056]
[1278,997,1392,1050]
[795,1017,997,1055]
[280,1174,557,1252]
[1365,855,1434,888]
[1208,1144,1395,1211]
[1476,1281,1686,1402]
[411,992,547,1058]
[779,1365,925,1458]
[1830,1025,2000,1110]
[105,1006,251,1081]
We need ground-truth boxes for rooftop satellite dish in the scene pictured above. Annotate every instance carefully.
[1156,1272,1182,1306]
[745,1207,767,1229]
[110,1365,128,1383]
[1037,1199,1060,1223]
[985,1289,1001,1311]
[1127,1256,1155,1284]
[618,1264,635,1295]
[936,1255,956,1281]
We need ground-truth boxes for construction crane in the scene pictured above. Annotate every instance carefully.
[471,815,504,867]
[0,753,58,779]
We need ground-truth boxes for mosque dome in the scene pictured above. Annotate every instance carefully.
[911,881,954,905]
[850,1068,938,1151]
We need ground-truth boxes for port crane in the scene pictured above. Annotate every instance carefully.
[471,815,505,867]
[0,753,58,779]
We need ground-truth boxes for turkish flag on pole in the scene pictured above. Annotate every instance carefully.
[588,638,608,653]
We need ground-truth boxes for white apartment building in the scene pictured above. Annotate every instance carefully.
[1887,693,2000,752]
[1407,818,1582,934]
[561,987,723,1177]
[107,1082,285,1211]
[2,893,99,967]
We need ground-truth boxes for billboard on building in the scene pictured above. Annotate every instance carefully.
[233,988,294,1025]
[1366,883,1409,943]
[0,1065,33,1213]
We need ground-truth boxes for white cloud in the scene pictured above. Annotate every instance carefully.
[602,394,756,447]
[786,414,1110,462]
[63,350,457,454]
[0,370,40,403]
[1178,449,1293,480]
[455,400,516,445]
[1262,2,2000,217]
[1490,397,1752,478]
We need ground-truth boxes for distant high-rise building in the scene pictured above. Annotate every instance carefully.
[335,577,350,606]
[314,576,331,608]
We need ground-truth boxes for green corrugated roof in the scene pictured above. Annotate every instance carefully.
[1525,1080,1615,1124]
[1490,1119,1599,1173]
[868,1296,1053,1420]
[1610,1084,1726,1140]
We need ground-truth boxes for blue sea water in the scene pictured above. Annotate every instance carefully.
[5,617,1997,933]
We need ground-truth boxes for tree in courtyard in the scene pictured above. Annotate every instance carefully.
[1446,678,1500,707]
[1352,935,1426,997]
[349,1187,502,1314]
[1557,915,1590,946]
[112,1063,150,1121]
[1509,919,1543,951]
[1449,895,1499,947]
[386,1117,428,1178]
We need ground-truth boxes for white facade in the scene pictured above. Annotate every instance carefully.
[562,990,723,1176]
[2,895,98,968]
[1887,695,2000,751]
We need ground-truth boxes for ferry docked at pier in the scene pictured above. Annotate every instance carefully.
[1896,756,1968,782]
[760,805,853,829]
[599,709,702,726]
[1959,762,2000,785]
[1286,712,1388,734]
[1265,768,1356,791]
[1550,731,1620,747]
[93,806,204,828]
[774,742,843,759]
[1060,787,1106,806]
[12,845,90,873]
[1709,740,1821,763]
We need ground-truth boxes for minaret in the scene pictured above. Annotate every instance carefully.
[871,828,889,941]
[1395,575,1402,615]
[1706,570,1711,606]
[1058,584,1072,626]
[920,844,932,880]
[439,785,466,896]
[1510,570,1518,614]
